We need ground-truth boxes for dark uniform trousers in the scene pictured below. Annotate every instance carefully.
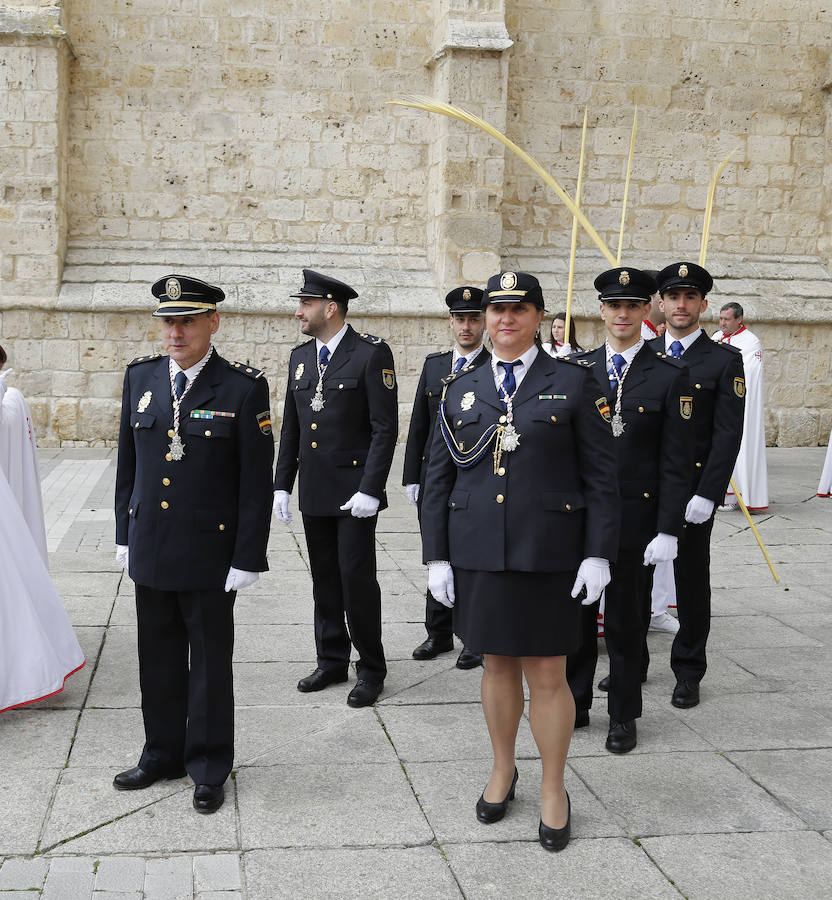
[402,348,491,643]
[566,344,693,721]
[115,351,274,787]
[647,333,744,685]
[274,325,398,685]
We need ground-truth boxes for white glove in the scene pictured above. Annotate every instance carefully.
[571,557,611,606]
[405,483,420,505]
[340,491,380,518]
[684,494,715,525]
[427,561,455,609]
[224,567,259,592]
[643,533,678,566]
[273,490,292,523]
[115,544,129,570]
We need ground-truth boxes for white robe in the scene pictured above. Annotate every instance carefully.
[0,373,48,563]
[818,430,832,497]
[541,341,574,358]
[712,327,769,511]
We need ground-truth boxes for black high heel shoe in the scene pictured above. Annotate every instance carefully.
[539,791,571,851]
[476,767,518,824]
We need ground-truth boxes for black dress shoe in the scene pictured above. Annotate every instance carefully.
[113,765,186,791]
[193,783,224,814]
[297,668,349,693]
[412,637,454,660]
[476,767,518,824]
[598,673,646,692]
[539,792,571,852]
[346,679,383,708]
[671,679,700,708]
[605,719,637,754]
[456,648,483,670]
[574,708,590,729]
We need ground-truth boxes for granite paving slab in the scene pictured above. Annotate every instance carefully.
[65,707,146,769]
[0,709,79,772]
[0,769,60,854]
[84,626,140,708]
[704,614,822,650]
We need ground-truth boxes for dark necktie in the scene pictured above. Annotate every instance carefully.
[608,353,626,392]
[498,360,519,408]
[319,345,330,367]
[669,340,683,359]
[174,370,187,400]
[453,356,467,373]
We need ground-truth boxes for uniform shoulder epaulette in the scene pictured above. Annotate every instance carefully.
[654,351,685,368]
[559,354,595,368]
[716,341,742,355]
[358,332,385,345]
[426,349,450,360]
[228,360,265,379]
[440,363,477,386]
[291,338,314,351]
[127,353,161,367]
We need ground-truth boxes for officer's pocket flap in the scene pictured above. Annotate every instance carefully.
[332,377,359,390]
[131,412,156,429]
[194,509,236,533]
[293,378,311,391]
[448,489,469,510]
[533,406,572,424]
[451,409,481,427]
[620,480,659,499]
[542,491,585,512]
[333,450,366,468]
[695,378,716,391]
[622,398,661,413]
[424,383,442,398]
[185,418,233,439]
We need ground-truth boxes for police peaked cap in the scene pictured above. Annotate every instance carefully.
[484,271,544,309]
[594,267,656,303]
[291,269,358,304]
[151,275,225,317]
[657,262,713,296]
[445,286,484,313]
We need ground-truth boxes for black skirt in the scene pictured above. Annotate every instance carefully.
[453,568,580,657]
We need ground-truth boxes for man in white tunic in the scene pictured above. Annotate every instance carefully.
[712,303,769,512]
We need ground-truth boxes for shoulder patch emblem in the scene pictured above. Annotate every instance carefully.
[382,369,396,390]
[680,396,693,420]
[733,377,745,398]
[595,396,611,423]
[256,410,272,435]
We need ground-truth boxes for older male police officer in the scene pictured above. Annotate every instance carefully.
[274,270,398,708]
[114,276,274,813]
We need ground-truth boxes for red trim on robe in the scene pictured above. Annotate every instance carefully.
[0,660,86,715]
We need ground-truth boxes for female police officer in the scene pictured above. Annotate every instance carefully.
[420,271,619,851]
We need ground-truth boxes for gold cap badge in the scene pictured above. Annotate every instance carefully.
[500,272,518,291]
[678,264,689,278]
[462,288,471,301]
[619,270,630,286]
[166,277,181,300]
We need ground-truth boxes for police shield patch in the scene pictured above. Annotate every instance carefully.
[595,397,611,424]
[680,396,693,420]
[382,369,396,390]
[256,410,272,435]
[733,377,746,398]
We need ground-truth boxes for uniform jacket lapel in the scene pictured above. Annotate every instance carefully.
[512,350,557,408]
[180,350,222,418]
[147,357,173,419]
[462,361,504,414]
[323,324,357,380]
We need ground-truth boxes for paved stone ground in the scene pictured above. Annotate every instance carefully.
[1,446,831,899]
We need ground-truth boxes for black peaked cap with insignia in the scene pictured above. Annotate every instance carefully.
[291,269,358,305]
[484,271,544,309]
[594,267,656,303]
[445,286,484,313]
[151,275,225,317]
[657,262,713,296]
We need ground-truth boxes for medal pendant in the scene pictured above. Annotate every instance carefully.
[611,413,625,438]
[501,423,521,452]
[169,433,185,460]
[310,392,325,412]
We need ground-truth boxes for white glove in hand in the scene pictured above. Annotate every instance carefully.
[405,483,420,506]
[115,544,129,570]
[684,494,715,525]
[427,561,455,609]
[571,557,611,606]
[340,491,380,518]
[273,490,292,523]
[643,533,678,566]
[224,567,259,592]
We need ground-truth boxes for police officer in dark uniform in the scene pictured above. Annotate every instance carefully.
[113,275,274,814]
[273,270,398,708]
[403,286,490,669]
[648,262,744,709]
[566,267,694,753]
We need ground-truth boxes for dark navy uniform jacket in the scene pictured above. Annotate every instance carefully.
[274,324,398,516]
[114,351,274,592]
[648,333,745,504]
[402,348,491,490]
[573,345,694,554]
[421,349,620,572]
